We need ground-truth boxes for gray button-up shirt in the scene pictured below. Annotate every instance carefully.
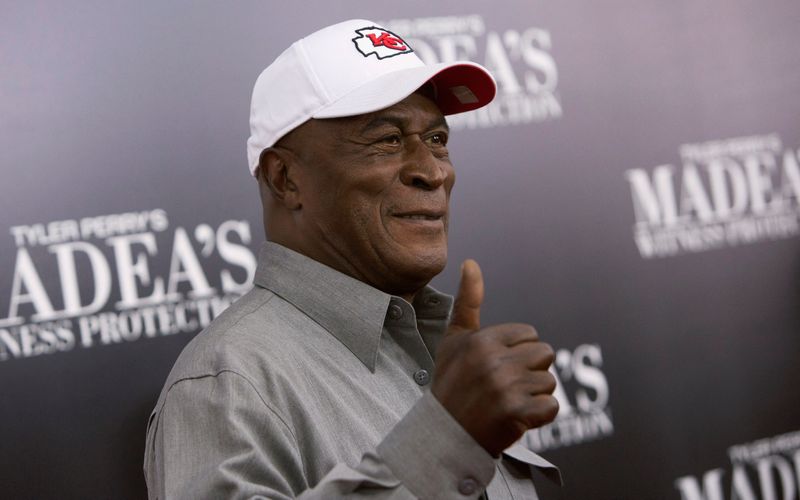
[144,242,560,499]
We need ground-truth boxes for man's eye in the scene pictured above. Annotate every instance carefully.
[380,135,402,145]
[429,133,448,146]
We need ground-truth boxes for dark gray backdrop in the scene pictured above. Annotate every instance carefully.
[3,1,799,499]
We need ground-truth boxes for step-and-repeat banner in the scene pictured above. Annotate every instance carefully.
[3,1,799,498]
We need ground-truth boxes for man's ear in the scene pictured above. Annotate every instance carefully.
[257,148,302,210]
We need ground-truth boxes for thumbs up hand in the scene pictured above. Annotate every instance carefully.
[431,260,559,457]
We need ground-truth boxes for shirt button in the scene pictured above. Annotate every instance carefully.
[388,304,403,320]
[413,369,430,386]
[458,477,478,495]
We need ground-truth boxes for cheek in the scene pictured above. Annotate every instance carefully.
[334,172,396,220]
[349,204,378,232]
[307,159,400,237]
[323,186,389,241]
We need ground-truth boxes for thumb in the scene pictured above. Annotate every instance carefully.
[448,259,484,334]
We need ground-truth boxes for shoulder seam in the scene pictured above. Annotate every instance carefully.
[164,369,309,478]
[203,290,275,342]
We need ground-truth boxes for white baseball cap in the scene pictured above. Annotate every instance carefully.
[246,19,497,176]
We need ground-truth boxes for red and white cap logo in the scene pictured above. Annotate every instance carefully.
[352,26,413,59]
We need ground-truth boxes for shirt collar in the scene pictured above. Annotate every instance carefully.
[253,242,453,371]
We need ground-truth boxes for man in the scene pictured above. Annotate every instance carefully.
[144,19,561,499]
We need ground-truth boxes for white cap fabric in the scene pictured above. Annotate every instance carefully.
[246,19,497,176]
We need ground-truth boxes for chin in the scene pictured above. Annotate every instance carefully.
[393,245,447,286]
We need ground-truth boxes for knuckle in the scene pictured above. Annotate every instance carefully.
[468,333,502,363]
[545,396,560,420]
[543,371,557,394]
[527,395,559,427]
[539,342,555,365]
[467,330,491,350]
[509,323,538,340]
[527,343,554,370]
[523,323,539,340]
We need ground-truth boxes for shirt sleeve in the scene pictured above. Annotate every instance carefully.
[144,370,497,500]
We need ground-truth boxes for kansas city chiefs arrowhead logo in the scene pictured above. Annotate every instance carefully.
[352,27,413,59]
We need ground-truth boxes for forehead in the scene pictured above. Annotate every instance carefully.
[276,92,448,156]
[321,92,447,136]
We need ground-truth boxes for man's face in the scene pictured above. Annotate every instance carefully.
[283,92,455,298]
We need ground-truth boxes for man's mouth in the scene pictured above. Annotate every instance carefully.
[392,208,445,220]
[395,214,442,221]
[390,211,446,235]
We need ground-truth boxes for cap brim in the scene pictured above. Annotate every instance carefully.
[312,61,496,119]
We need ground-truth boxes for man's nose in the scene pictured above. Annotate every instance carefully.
[399,136,450,190]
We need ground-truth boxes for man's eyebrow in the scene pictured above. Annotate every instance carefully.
[359,114,450,134]
[429,115,450,132]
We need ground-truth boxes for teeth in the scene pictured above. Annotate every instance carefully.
[399,214,439,220]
